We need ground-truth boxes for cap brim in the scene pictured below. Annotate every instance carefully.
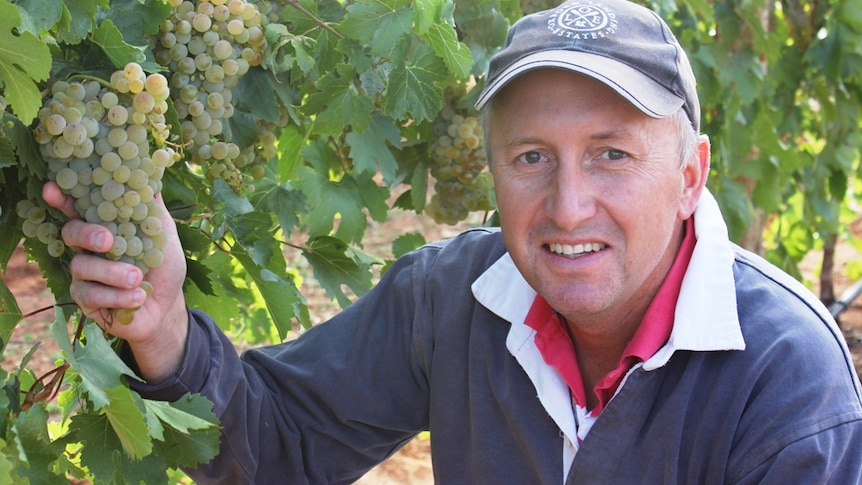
[475,50,684,119]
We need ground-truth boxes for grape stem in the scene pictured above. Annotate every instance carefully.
[285,0,344,39]
[66,74,112,89]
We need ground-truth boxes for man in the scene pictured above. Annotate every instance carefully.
[45,0,862,483]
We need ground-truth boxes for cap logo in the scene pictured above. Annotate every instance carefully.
[548,1,617,39]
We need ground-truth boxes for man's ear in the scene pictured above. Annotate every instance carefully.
[679,134,710,219]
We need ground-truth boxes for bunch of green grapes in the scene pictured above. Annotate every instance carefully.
[426,96,495,225]
[155,0,267,192]
[32,63,178,282]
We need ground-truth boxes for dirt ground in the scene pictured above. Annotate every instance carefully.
[2,214,861,484]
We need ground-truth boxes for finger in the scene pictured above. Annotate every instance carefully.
[69,253,142,290]
[42,182,79,218]
[71,280,146,317]
[61,219,114,253]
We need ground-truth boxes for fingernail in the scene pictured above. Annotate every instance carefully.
[132,288,146,305]
[92,232,105,249]
[127,271,138,287]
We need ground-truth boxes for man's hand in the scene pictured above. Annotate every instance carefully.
[42,182,189,383]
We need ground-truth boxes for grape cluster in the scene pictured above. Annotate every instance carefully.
[32,63,177,275]
[426,94,494,225]
[155,0,267,193]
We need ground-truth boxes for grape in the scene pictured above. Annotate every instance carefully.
[143,248,165,268]
[47,239,66,258]
[107,105,129,126]
[133,92,156,114]
[126,236,144,257]
[108,235,128,258]
[72,138,95,158]
[45,114,66,136]
[116,307,136,325]
[56,167,79,190]
[36,222,58,244]
[62,122,88,146]
[124,62,145,81]
[101,180,125,201]
[140,216,162,236]
[107,127,129,148]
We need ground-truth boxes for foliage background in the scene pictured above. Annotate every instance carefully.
[0,0,860,483]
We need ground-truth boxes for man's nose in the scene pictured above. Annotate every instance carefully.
[547,163,597,231]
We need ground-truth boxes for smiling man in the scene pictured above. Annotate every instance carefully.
[44,0,862,483]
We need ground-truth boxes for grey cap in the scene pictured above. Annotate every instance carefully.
[475,0,700,132]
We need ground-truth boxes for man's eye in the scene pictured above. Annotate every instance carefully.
[518,151,546,164]
[600,149,628,160]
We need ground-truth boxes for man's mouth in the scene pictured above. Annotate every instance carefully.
[547,242,607,258]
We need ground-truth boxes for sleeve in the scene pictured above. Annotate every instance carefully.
[732,419,862,484]
[128,250,435,485]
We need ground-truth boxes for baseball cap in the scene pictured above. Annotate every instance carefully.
[475,0,700,132]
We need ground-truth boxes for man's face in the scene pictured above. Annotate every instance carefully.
[488,69,705,333]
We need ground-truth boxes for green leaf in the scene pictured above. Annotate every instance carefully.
[51,320,138,409]
[252,177,305,236]
[91,18,146,69]
[232,247,304,339]
[103,386,152,460]
[302,63,375,135]
[184,251,242,325]
[0,279,22,356]
[13,405,67,485]
[293,165,369,243]
[345,113,402,182]
[100,0,171,48]
[56,0,99,45]
[340,0,412,57]
[414,0,472,79]
[69,414,119,481]
[0,1,52,125]
[276,123,306,182]
[383,42,447,122]
[392,232,426,258]
[303,235,377,308]
[14,0,63,35]
[145,394,218,434]
[263,23,317,73]
[148,391,220,467]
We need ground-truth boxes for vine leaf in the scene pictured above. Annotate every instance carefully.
[0,280,21,356]
[303,235,377,309]
[151,394,220,468]
[414,0,473,79]
[383,42,447,122]
[303,63,375,135]
[12,405,67,485]
[103,386,152,460]
[345,113,402,182]
[50,319,138,410]
[55,0,98,45]
[232,247,304,339]
[90,18,146,69]
[0,2,51,125]
[341,0,413,57]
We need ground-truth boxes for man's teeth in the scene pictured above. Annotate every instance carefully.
[549,243,605,256]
